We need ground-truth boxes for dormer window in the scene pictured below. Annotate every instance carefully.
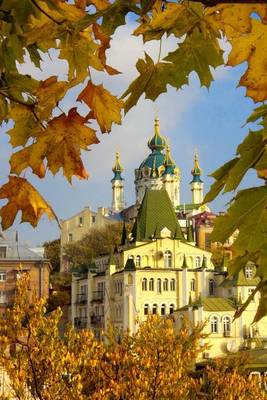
[245,265,254,280]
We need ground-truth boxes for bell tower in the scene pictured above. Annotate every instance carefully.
[191,151,204,204]
[111,152,125,213]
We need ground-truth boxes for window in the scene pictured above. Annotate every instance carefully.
[92,216,96,223]
[161,304,166,316]
[190,278,196,292]
[149,278,154,291]
[245,265,254,279]
[195,256,201,268]
[210,316,218,333]
[157,278,162,293]
[223,316,231,334]
[79,216,83,226]
[209,279,215,296]
[128,274,133,285]
[170,279,176,291]
[163,279,168,291]
[68,233,73,242]
[136,255,141,267]
[169,304,175,314]
[0,247,6,259]
[0,291,6,304]
[128,255,134,260]
[152,304,157,315]
[144,304,149,315]
[164,251,172,268]
[0,272,6,282]
[205,233,211,250]
[142,278,147,291]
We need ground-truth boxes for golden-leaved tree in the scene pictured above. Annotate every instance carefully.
[0,274,266,400]
[0,1,267,319]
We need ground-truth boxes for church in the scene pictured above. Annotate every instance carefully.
[71,118,267,360]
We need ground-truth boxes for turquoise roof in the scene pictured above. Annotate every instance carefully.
[112,152,123,181]
[139,151,165,170]
[147,117,166,151]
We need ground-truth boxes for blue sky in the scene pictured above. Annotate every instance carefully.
[0,18,260,245]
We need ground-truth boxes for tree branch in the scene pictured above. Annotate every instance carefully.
[186,0,267,5]
[30,0,64,25]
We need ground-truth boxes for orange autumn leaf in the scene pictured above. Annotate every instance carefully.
[10,108,99,182]
[0,176,58,230]
[78,81,124,133]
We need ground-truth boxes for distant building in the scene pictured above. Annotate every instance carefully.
[0,230,51,313]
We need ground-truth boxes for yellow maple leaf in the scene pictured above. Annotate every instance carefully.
[228,19,267,102]
[0,176,57,229]
[34,76,69,121]
[78,81,123,133]
[10,108,99,181]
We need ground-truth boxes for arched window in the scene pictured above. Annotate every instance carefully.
[195,256,201,268]
[210,316,218,333]
[157,278,162,293]
[149,278,154,291]
[163,279,168,291]
[170,279,176,291]
[190,278,196,292]
[142,278,147,291]
[144,304,149,315]
[128,274,133,285]
[223,316,231,335]
[128,255,134,260]
[245,265,253,279]
[164,251,172,268]
[136,255,141,267]
[169,304,175,314]
[152,304,157,315]
[209,279,215,295]
[161,304,166,316]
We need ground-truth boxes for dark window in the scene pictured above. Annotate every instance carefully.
[0,247,6,259]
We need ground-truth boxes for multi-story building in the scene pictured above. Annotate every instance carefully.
[71,188,267,359]
[0,230,51,313]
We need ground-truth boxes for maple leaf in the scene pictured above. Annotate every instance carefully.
[164,29,224,88]
[211,186,267,258]
[0,176,57,229]
[228,19,267,102]
[34,76,69,121]
[10,108,99,182]
[8,105,39,148]
[59,30,103,83]
[78,81,123,133]
[93,23,120,75]
[122,53,188,113]
[87,0,110,10]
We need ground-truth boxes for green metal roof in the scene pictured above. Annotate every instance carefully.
[201,297,236,312]
[176,203,201,211]
[132,189,184,242]
[221,266,260,288]
[177,297,236,312]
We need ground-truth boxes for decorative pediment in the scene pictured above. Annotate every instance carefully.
[160,227,171,238]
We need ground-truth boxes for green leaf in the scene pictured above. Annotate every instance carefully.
[164,29,224,88]
[247,104,267,124]
[227,253,250,278]
[211,186,267,257]
[253,282,267,323]
[122,53,188,113]
[223,130,264,192]
[101,0,139,36]
[203,158,239,203]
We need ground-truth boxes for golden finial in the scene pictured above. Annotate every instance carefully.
[154,116,160,136]
[112,151,123,173]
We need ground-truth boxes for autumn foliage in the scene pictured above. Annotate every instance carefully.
[0,275,266,400]
[0,2,267,317]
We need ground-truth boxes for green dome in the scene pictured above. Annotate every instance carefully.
[139,151,165,170]
[147,117,167,151]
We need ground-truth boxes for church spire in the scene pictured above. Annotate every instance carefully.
[112,151,123,181]
[111,151,125,213]
[190,151,204,204]
[147,117,167,152]
[191,150,203,183]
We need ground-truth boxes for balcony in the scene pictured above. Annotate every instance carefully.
[76,293,87,304]
[90,315,104,327]
[74,317,87,329]
[91,291,105,302]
